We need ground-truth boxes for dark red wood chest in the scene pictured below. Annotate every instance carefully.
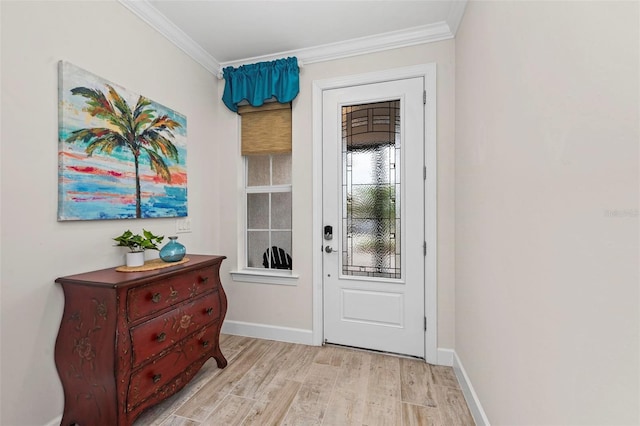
[54,254,228,426]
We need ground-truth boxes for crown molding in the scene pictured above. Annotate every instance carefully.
[119,0,467,78]
[446,0,468,35]
[219,21,455,73]
[118,0,220,75]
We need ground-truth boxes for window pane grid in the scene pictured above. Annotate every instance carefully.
[246,185,292,193]
[245,154,292,271]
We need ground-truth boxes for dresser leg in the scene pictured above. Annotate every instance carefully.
[213,347,228,368]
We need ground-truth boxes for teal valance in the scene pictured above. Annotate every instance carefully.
[222,57,300,113]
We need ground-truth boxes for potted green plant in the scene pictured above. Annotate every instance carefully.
[114,229,164,267]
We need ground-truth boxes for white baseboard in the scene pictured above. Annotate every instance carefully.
[221,320,315,346]
[453,351,491,426]
[44,415,62,426]
[437,347,455,366]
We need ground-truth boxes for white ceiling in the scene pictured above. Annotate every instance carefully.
[120,0,467,76]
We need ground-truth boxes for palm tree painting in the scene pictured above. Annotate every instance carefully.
[58,62,187,220]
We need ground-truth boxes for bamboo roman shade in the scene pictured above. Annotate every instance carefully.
[238,102,292,156]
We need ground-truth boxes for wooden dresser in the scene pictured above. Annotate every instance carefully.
[54,254,227,426]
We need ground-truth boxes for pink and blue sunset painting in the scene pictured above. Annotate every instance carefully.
[58,62,187,220]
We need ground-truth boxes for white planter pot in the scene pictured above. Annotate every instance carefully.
[126,251,145,267]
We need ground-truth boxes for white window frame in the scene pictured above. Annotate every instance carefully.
[231,154,298,285]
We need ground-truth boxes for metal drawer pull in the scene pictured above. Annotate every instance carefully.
[199,276,209,284]
[152,374,162,383]
[151,293,161,303]
[156,332,166,342]
[206,307,214,316]
[202,340,210,348]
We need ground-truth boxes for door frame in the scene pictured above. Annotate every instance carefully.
[311,64,438,363]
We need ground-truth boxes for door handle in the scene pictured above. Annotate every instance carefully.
[325,245,337,253]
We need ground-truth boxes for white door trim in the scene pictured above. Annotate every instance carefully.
[312,64,438,363]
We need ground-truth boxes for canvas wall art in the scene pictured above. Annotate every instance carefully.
[58,61,187,220]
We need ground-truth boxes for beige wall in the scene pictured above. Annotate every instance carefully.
[216,41,457,349]
[0,1,222,424]
[455,1,639,424]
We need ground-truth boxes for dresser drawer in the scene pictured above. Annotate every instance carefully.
[130,291,220,366]
[127,266,217,322]
[127,322,218,410]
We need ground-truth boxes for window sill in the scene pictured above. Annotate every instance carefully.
[230,270,299,286]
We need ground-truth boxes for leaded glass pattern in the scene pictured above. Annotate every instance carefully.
[342,101,401,279]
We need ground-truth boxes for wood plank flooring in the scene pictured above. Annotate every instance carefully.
[134,334,474,426]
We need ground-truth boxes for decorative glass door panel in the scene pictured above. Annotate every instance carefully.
[323,77,425,358]
[342,101,401,279]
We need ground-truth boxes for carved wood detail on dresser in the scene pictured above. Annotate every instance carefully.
[54,254,228,426]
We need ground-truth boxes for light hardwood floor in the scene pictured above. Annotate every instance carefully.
[134,334,475,426]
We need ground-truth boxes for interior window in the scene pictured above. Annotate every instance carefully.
[245,154,292,270]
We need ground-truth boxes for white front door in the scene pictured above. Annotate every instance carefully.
[322,78,425,358]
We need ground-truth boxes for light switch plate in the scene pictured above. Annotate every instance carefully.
[176,217,192,233]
